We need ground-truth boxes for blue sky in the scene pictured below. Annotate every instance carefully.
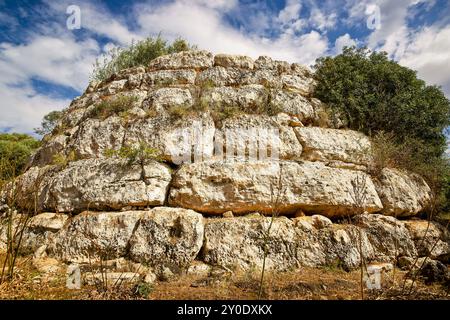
[1,0,450,134]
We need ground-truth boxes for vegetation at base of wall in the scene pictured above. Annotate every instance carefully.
[90,95,139,120]
[0,133,40,182]
[91,36,197,82]
[314,46,450,211]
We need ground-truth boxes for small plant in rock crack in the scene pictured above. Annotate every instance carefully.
[90,94,139,120]
[104,143,163,165]
[258,165,286,300]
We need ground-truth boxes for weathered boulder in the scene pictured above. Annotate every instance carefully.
[69,116,125,159]
[404,220,450,262]
[128,207,204,273]
[269,90,316,123]
[294,127,372,170]
[352,214,417,260]
[21,212,69,253]
[201,85,268,114]
[48,211,145,263]
[201,216,380,272]
[148,50,214,71]
[214,54,254,69]
[145,87,193,114]
[124,113,215,164]
[146,69,197,86]
[169,160,383,217]
[374,168,431,217]
[14,159,171,213]
[216,114,303,161]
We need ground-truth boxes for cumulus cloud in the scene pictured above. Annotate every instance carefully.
[135,0,328,64]
[399,25,450,96]
[0,83,70,134]
[334,33,357,53]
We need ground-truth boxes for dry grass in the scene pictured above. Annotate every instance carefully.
[1,253,448,300]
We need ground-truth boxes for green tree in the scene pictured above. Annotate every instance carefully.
[91,36,196,82]
[314,47,450,210]
[0,133,40,181]
[34,110,63,136]
[314,46,450,160]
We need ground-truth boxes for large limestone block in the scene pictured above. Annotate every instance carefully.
[196,66,245,87]
[374,168,431,217]
[21,212,69,253]
[404,220,450,261]
[48,211,145,262]
[352,214,417,259]
[42,159,171,213]
[201,216,377,271]
[146,69,197,86]
[69,116,126,159]
[169,160,383,217]
[145,87,193,114]
[124,113,215,164]
[128,207,204,273]
[148,50,214,71]
[201,85,268,113]
[215,114,302,161]
[214,54,254,69]
[269,90,315,122]
[294,127,373,169]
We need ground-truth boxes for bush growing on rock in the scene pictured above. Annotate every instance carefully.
[91,36,196,82]
[314,46,450,210]
[0,133,40,182]
[90,94,139,120]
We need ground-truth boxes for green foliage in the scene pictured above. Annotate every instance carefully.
[52,151,76,168]
[314,47,450,211]
[133,281,153,298]
[34,111,64,136]
[314,47,450,159]
[91,36,196,82]
[104,143,162,165]
[0,133,40,181]
[90,95,138,120]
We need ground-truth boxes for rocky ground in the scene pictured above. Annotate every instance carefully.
[0,253,448,300]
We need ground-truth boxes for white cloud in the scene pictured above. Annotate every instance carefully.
[135,0,328,65]
[0,34,99,133]
[0,83,70,134]
[399,25,450,96]
[310,7,337,31]
[277,0,302,24]
[44,0,142,46]
[0,36,99,91]
[334,33,357,53]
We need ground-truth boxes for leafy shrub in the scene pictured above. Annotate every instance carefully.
[90,95,138,120]
[0,133,40,181]
[104,143,162,165]
[34,110,64,136]
[91,36,196,82]
[314,47,450,160]
[52,151,76,168]
[314,46,450,211]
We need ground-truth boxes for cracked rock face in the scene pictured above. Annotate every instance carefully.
[128,207,204,272]
[4,50,432,219]
[13,158,171,213]
[169,160,383,217]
